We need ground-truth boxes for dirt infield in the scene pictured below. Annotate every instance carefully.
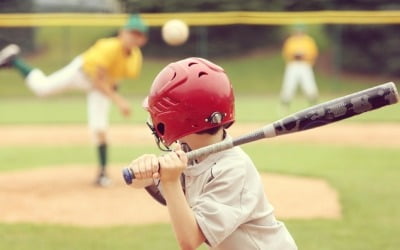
[1,123,399,227]
[0,165,340,227]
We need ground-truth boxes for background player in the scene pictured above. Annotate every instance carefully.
[127,57,298,249]
[279,24,319,110]
[0,14,148,187]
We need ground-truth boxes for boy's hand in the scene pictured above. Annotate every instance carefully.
[158,146,188,183]
[129,154,160,180]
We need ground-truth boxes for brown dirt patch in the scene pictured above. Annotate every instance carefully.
[0,165,169,227]
[0,165,340,227]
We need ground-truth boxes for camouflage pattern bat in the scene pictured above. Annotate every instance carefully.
[123,81,398,184]
[274,81,398,135]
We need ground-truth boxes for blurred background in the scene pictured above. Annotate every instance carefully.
[1,0,399,101]
[1,1,400,250]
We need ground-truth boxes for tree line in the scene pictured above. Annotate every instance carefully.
[120,0,400,76]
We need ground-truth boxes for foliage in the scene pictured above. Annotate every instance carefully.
[118,0,286,57]
[326,24,400,77]
[324,1,400,76]
[119,0,286,12]
[143,25,281,58]
[0,0,33,13]
[118,0,400,75]
[0,0,35,52]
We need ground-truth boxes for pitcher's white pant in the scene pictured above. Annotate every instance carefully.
[25,56,110,134]
[280,61,318,105]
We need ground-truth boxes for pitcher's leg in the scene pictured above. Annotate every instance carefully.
[299,63,318,105]
[280,62,300,107]
[25,57,85,97]
[1,45,87,97]
[87,90,112,187]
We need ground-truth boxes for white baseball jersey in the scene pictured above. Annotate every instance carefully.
[181,145,297,250]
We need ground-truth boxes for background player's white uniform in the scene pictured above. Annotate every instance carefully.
[280,32,319,106]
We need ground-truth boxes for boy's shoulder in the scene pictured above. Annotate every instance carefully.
[212,147,254,172]
[206,147,262,189]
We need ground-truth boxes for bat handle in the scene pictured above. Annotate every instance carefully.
[122,167,134,185]
[122,137,254,185]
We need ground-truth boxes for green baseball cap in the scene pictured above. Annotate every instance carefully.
[124,14,148,34]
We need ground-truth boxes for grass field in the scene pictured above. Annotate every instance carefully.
[1,26,400,250]
[1,93,399,125]
[1,137,399,249]
[1,97,399,250]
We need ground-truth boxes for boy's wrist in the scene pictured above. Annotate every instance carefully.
[162,179,182,191]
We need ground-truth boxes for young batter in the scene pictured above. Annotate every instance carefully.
[127,57,298,249]
[0,14,148,186]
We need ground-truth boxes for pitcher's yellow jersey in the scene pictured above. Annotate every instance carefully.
[282,34,318,65]
[82,37,142,85]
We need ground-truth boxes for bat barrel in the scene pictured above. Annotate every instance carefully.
[273,82,398,135]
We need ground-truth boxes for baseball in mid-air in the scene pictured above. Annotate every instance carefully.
[161,19,189,46]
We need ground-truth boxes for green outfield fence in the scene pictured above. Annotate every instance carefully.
[0,11,400,27]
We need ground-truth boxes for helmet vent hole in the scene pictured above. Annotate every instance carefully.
[188,62,198,67]
[198,71,208,78]
[156,123,165,135]
[171,72,177,80]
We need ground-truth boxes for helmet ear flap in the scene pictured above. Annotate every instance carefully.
[146,121,170,152]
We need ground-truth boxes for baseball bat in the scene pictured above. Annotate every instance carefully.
[123,82,398,184]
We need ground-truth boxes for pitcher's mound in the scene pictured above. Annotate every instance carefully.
[0,165,341,227]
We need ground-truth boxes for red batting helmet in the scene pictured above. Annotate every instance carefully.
[143,57,235,146]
